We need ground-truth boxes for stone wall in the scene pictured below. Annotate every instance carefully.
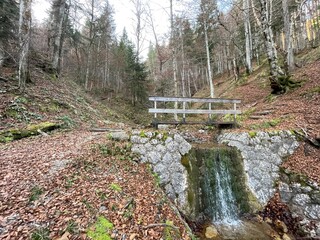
[130,130,191,210]
[218,131,320,237]
[279,171,320,237]
[131,129,320,237]
[218,131,299,205]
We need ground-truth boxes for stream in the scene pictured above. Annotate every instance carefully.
[185,146,274,239]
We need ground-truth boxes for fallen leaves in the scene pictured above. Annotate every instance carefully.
[0,131,190,239]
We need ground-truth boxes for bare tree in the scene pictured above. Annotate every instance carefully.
[199,0,217,98]
[170,0,179,120]
[243,0,252,74]
[130,0,145,58]
[18,0,32,91]
[49,0,69,75]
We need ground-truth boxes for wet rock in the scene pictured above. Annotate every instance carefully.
[205,225,218,239]
[282,233,292,240]
[274,220,288,233]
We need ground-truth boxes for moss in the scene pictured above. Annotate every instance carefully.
[163,220,180,240]
[185,147,255,220]
[87,216,113,240]
[181,155,190,170]
[250,118,282,130]
[110,183,122,192]
[5,108,21,119]
[269,118,281,127]
[0,122,60,143]
[249,131,257,138]
[224,107,256,123]
[139,130,147,138]
[161,132,169,141]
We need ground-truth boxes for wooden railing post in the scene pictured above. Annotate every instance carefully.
[154,100,157,119]
[233,102,237,122]
[182,101,186,123]
[208,102,212,121]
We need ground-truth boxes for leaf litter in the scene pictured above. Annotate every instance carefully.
[0,130,190,239]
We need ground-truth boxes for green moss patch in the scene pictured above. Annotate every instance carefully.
[0,122,60,143]
[87,216,113,240]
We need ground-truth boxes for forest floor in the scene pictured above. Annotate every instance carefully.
[0,47,319,240]
[0,68,191,239]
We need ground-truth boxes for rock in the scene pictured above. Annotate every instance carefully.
[282,233,292,240]
[218,131,299,205]
[275,220,288,233]
[315,222,320,236]
[110,131,129,141]
[292,194,310,206]
[305,205,320,219]
[158,124,169,130]
[147,151,161,165]
[205,226,218,239]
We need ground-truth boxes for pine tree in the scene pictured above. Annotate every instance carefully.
[0,0,19,66]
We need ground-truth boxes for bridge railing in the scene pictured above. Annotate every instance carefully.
[148,96,241,128]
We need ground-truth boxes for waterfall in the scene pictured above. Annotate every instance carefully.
[203,151,239,224]
[213,154,239,224]
[186,147,251,224]
[184,146,271,240]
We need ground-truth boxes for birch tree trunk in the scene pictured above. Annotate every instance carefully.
[18,0,32,91]
[204,19,214,98]
[243,0,252,74]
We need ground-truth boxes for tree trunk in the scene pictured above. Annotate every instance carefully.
[204,19,214,98]
[52,0,67,75]
[170,0,178,121]
[18,0,32,91]
[259,0,287,94]
[243,0,252,74]
[282,0,295,72]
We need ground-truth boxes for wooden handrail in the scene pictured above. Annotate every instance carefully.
[148,96,241,128]
[149,96,241,103]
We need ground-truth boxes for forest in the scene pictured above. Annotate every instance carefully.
[0,0,320,240]
[1,0,320,102]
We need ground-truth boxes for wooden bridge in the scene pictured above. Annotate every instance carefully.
[148,96,241,128]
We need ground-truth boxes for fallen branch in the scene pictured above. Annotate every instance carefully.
[294,126,320,149]
[37,129,49,137]
[142,223,179,230]
[90,128,123,132]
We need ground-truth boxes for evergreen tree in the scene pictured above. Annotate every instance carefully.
[0,0,19,65]
[118,30,148,105]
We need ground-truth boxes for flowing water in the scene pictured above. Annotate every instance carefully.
[185,146,273,239]
[202,151,240,225]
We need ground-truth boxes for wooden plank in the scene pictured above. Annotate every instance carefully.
[149,109,241,114]
[148,96,241,104]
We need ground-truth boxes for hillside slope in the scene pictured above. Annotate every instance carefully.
[0,67,191,239]
[210,48,320,183]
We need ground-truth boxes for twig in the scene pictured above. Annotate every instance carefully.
[37,129,49,137]
[90,128,123,132]
[124,197,134,209]
[142,223,179,230]
[294,125,320,148]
